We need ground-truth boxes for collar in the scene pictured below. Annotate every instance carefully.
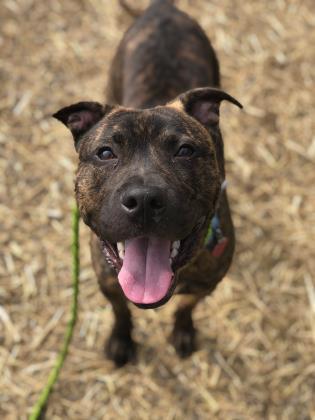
[204,180,229,258]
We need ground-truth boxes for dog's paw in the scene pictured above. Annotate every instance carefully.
[171,326,197,358]
[105,332,136,367]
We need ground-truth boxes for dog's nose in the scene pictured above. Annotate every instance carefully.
[120,186,166,219]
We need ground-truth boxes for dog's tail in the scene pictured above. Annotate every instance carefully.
[119,0,175,18]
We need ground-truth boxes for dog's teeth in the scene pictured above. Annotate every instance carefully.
[117,242,125,260]
[170,240,180,260]
[171,248,178,258]
[117,242,124,254]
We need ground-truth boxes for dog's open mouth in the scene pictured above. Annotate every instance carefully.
[101,220,205,308]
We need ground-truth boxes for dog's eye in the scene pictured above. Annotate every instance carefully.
[175,144,195,158]
[97,147,116,160]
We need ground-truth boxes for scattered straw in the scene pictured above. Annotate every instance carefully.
[0,0,314,418]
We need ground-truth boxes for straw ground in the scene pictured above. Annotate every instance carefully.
[0,0,314,418]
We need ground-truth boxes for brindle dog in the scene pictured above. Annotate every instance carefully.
[53,0,242,366]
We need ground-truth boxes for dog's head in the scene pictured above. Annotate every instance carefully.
[54,88,242,308]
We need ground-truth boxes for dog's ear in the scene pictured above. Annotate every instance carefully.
[53,102,113,148]
[168,88,242,179]
[168,87,242,127]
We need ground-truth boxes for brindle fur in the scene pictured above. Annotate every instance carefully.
[54,0,240,366]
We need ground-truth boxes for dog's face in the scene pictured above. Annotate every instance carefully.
[54,88,242,308]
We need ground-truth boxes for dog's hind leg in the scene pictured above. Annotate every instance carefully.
[171,294,204,358]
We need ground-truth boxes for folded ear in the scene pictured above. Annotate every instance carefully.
[53,101,113,148]
[168,87,242,126]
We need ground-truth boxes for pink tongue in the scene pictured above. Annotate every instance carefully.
[118,237,173,304]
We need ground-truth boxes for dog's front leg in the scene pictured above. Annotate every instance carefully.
[171,294,204,358]
[99,277,136,367]
[90,234,136,366]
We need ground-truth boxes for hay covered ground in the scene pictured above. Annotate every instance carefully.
[1,0,315,418]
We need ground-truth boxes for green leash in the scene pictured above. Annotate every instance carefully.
[29,206,80,420]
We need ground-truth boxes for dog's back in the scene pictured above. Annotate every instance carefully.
[108,0,220,108]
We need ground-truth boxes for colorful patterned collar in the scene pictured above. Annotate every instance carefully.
[204,180,229,258]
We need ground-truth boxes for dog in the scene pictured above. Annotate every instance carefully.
[53,0,242,366]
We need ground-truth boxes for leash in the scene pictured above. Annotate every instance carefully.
[29,205,80,420]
